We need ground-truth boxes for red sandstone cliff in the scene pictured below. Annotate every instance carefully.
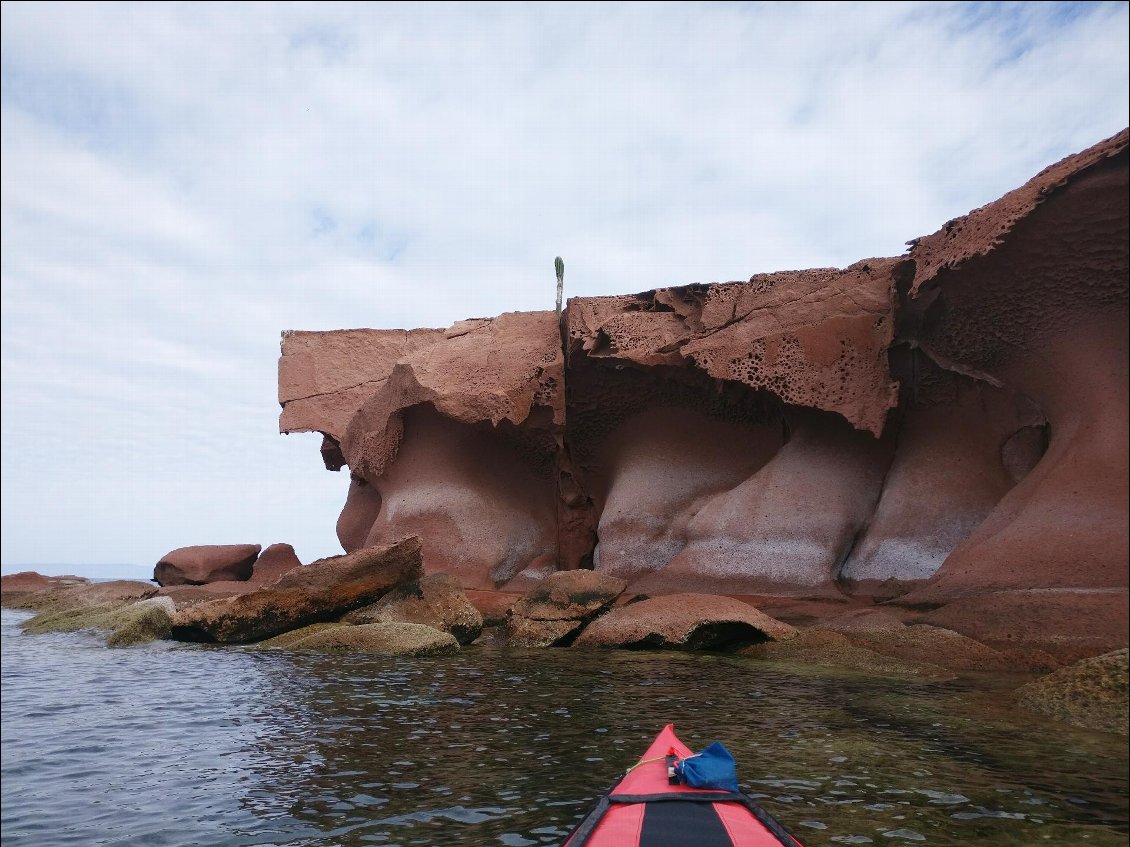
[278,129,1129,658]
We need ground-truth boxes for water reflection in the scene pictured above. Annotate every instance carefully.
[2,609,1127,847]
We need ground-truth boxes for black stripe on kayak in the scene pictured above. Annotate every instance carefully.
[640,799,731,846]
[564,791,802,847]
[608,793,803,847]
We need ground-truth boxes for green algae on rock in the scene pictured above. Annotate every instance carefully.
[1017,648,1129,735]
[22,596,175,647]
[269,622,460,656]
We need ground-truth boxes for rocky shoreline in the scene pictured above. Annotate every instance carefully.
[6,130,1127,741]
[4,542,1126,737]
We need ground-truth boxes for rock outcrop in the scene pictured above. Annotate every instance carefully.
[277,129,1128,661]
[573,594,797,650]
[1,572,90,609]
[153,544,261,586]
[168,537,422,643]
[346,573,483,644]
[504,570,626,647]
[249,543,303,584]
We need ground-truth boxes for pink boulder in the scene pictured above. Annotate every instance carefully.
[249,543,303,584]
[153,544,261,586]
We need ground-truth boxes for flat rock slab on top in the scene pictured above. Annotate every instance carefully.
[279,622,459,656]
[153,544,261,586]
[168,537,423,644]
[573,593,797,650]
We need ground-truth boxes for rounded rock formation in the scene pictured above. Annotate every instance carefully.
[153,544,261,586]
[573,593,796,650]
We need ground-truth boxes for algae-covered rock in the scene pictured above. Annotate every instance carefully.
[22,596,174,646]
[1017,649,1129,735]
[105,598,176,646]
[346,573,483,644]
[256,622,345,648]
[282,622,459,656]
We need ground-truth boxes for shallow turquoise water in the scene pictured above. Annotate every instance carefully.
[1,608,1126,846]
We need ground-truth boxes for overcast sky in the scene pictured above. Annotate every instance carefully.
[2,2,1127,579]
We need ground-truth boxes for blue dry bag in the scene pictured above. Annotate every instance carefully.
[674,741,740,792]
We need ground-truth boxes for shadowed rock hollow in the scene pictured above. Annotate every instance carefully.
[278,129,1129,661]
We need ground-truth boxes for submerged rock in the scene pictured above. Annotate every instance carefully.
[262,621,459,656]
[744,629,953,679]
[346,573,482,644]
[573,593,797,650]
[1017,649,1129,735]
[505,570,626,647]
[168,537,423,644]
[153,544,261,586]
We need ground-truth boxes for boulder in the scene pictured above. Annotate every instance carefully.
[573,593,797,650]
[505,570,627,647]
[345,573,482,644]
[168,537,423,644]
[153,544,261,586]
[248,543,303,584]
[1017,649,1129,735]
[277,622,459,656]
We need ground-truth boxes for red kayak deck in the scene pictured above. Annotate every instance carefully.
[564,724,803,847]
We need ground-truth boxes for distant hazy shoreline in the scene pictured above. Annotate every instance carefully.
[0,564,154,582]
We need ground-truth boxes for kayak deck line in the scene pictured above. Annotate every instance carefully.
[563,724,804,847]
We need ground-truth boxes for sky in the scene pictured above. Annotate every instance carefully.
[2,2,1128,580]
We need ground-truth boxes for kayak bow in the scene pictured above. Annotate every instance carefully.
[563,724,804,847]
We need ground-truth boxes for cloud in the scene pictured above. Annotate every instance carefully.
[1,1,1127,570]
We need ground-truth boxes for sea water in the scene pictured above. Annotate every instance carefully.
[1,607,1126,847]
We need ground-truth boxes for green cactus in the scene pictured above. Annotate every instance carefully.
[555,256,565,316]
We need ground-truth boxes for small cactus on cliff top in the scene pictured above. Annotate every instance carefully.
[555,256,565,316]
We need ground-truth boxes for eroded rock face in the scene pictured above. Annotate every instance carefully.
[153,544,261,586]
[168,537,422,644]
[900,131,1129,606]
[573,594,797,650]
[277,129,1128,653]
[505,570,627,647]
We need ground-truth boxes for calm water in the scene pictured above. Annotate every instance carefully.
[1,608,1127,847]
